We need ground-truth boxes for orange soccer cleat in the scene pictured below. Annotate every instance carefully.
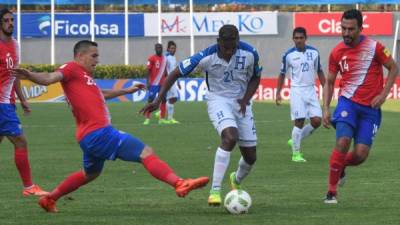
[38,195,58,213]
[22,184,49,197]
[175,177,209,197]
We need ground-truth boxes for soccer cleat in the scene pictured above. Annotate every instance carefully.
[208,190,222,206]
[158,119,170,125]
[287,139,293,148]
[292,152,307,162]
[38,195,58,213]
[229,172,241,190]
[143,118,150,125]
[324,191,338,204]
[338,170,346,187]
[154,111,160,119]
[22,184,49,197]
[175,176,209,198]
[168,118,180,124]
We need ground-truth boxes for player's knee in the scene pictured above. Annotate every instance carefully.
[12,135,28,148]
[310,118,321,128]
[336,137,352,151]
[221,135,237,150]
[140,146,154,159]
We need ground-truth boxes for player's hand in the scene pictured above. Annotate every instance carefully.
[237,99,247,117]
[322,109,331,129]
[371,93,387,109]
[275,93,282,106]
[10,68,31,79]
[20,100,31,116]
[139,100,160,115]
[126,83,146,94]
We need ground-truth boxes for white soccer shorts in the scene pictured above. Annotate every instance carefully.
[290,86,322,120]
[207,96,257,147]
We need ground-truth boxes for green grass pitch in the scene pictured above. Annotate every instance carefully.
[0,101,399,225]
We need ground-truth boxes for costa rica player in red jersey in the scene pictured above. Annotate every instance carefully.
[322,9,398,204]
[0,8,48,197]
[143,43,168,125]
[11,40,209,213]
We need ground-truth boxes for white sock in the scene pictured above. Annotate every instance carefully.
[211,147,231,191]
[235,157,252,184]
[291,126,302,152]
[301,124,314,139]
[167,102,174,120]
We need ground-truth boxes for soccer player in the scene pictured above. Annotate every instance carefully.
[143,43,168,125]
[276,27,326,162]
[0,8,48,197]
[322,9,398,204]
[141,25,262,206]
[165,41,181,124]
[11,40,209,213]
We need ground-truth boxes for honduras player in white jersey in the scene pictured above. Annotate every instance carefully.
[276,27,326,162]
[165,41,181,124]
[141,25,262,206]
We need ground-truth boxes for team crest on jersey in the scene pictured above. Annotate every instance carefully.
[340,110,348,118]
[383,47,391,57]
[182,58,191,68]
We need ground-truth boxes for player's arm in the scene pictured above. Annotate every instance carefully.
[322,71,337,128]
[371,58,398,108]
[101,83,145,100]
[276,52,288,105]
[10,68,63,86]
[14,78,31,115]
[275,73,285,105]
[317,70,326,87]
[139,67,181,115]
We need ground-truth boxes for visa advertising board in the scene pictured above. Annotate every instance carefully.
[20,78,400,103]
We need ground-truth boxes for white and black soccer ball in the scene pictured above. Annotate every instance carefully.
[224,189,252,214]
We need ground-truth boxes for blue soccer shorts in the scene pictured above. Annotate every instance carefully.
[331,96,381,147]
[79,126,145,174]
[147,85,161,102]
[0,103,23,136]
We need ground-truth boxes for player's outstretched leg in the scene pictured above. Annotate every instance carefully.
[141,153,209,197]
[38,170,95,213]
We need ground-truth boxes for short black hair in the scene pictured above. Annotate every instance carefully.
[293,27,307,38]
[218,24,239,42]
[167,41,176,48]
[342,9,363,28]
[73,40,98,57]
[0,8,12,24]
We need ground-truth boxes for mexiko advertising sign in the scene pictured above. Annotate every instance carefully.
[294,12,393,36]
[144,12,278,36]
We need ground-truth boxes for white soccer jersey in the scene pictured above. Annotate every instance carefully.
[166,52,177,74]
[178,41,261,99]
[280,45,322,87]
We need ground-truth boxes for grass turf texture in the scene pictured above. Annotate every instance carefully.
[0,101,399,225]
